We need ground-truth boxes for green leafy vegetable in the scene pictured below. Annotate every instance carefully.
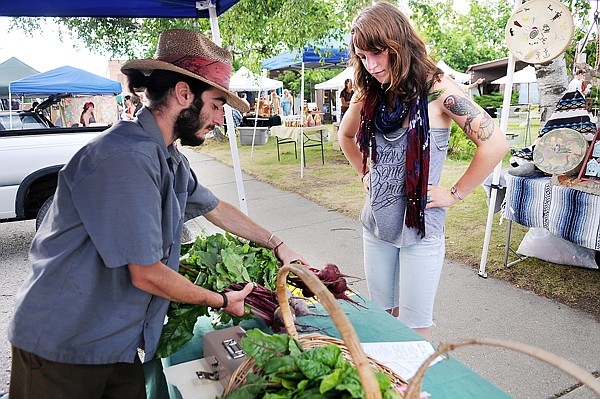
[221,329,402,399]
[155,233,280,358]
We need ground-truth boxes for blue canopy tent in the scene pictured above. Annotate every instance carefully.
[0,0,250,215]
[262,46,349,72]
[0,0,239,18]
[9,65,122,96]
[8,65,122,128]
[262,39,349,177]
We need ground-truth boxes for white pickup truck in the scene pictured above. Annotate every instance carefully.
[0,111,108,229]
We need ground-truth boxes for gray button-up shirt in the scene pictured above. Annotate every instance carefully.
[9,107,218,364]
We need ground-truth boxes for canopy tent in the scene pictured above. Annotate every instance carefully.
[436,60,471,84]
[0,0,239,17]
[8,65,122,128]
[491,65,539,104]
[229,66,283,92]
[491,65,537,84]
[0,57,40,97]
[263,46,349,72]
[314,66,354,90]
[263,39,350,177]
[0,0,250,215]
[10,66,122,96]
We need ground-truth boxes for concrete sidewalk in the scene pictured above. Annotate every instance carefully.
[181,147,600,399]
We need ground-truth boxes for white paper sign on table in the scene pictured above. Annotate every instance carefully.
[361,341,443,381]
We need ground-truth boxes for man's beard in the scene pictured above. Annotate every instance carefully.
[175,96,211,146]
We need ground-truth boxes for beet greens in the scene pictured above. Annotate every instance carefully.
[155,233,365,358]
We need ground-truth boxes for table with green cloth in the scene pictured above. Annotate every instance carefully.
[145,300,511,399]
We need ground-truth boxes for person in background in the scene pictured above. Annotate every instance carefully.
[281,88,293,116]
[449,73,485,96]
[79,101,96,126]
[339,78,354,122]
[131,94,143,117]
[27,101,40,112]
[270,89,281,115]
[239,92,250,110]
[568,69,587,94]
[338,2,509,340]
[8,29,306,399]
[123,95,135,120]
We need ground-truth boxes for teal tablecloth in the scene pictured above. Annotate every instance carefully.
[145,301,511,399]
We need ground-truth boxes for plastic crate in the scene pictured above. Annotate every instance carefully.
[238,127,268,145]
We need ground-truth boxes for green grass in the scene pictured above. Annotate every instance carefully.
[194,126,600,321]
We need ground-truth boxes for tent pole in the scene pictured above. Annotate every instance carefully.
[8,89,13,129]
[251,71,264,158]
[478,51,517,278]
[300,62,305,178]
[208,4,248,215]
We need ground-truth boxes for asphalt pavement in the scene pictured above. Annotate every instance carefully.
[180,146,600,399]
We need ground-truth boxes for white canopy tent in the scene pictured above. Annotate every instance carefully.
[229,66,283,92]
[436,60,471,84]
[491,65,537,85]
[492,65,539,104]
[314,67,354,90]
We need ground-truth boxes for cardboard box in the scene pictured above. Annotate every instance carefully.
[238,127,268,146]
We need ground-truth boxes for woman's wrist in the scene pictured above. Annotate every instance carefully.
[450,185,464,201]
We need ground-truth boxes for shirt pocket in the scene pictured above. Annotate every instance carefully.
[430,128,450,152]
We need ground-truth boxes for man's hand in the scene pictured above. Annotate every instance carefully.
[223,282,254,316]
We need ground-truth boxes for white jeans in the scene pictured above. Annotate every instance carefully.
[363,228,445,329]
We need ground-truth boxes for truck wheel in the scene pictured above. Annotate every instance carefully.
[36,195,54,231]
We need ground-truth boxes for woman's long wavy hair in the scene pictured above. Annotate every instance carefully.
[350,1,441,103]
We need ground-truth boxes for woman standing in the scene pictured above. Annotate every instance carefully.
[281,89,293,116]
[79,102,96,127]
[339,78,354,122]
[338,2,509,340]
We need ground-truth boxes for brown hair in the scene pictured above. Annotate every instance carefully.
[349,1,441,102]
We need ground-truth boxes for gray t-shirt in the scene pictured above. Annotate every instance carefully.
[361,126,450,247]
[9,107,218,364]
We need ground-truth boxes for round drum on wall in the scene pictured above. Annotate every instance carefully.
[505,0,574,64]
[533,128,588,175]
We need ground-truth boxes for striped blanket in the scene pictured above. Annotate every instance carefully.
[503,174,600,251]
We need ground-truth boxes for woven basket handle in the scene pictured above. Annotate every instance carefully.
[276,263,382,399]
[405,338,600,399]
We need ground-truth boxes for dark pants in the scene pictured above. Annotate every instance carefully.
[9,346,146,399]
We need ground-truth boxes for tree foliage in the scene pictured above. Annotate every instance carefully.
[407,0,513,72]
[8,0,371,71]
[8,0,597,102]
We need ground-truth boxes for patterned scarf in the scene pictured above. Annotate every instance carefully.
[357,90,430,237]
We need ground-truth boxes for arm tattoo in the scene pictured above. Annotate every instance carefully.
[443,95,494,141]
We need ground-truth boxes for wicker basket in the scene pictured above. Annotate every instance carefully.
[404,338,600,399]
[222,263,407,399]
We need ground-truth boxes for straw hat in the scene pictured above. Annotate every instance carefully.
[121,29,249,112]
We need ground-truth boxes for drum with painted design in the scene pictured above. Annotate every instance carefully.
[533,128,588,175]
[505,0,574,64]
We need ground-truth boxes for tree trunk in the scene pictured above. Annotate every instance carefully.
[534,54,569,128]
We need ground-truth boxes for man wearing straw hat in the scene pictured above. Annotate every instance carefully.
[8,29,305,398]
